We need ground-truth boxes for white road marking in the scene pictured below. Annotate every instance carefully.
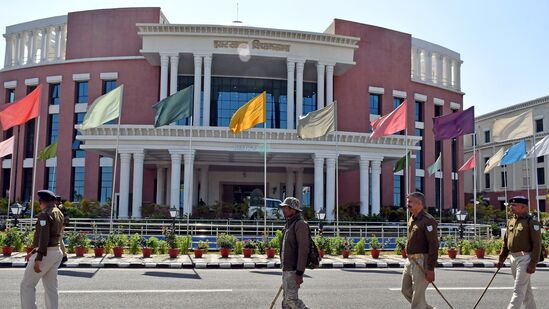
[60,289,233,294]
[389,287,539,291]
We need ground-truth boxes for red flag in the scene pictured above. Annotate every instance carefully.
[0,85,42,130]
[370,100,407,139]
[458,153,476,172]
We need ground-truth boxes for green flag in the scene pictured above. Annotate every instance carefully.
[393,152,411,173]
[427,153,442,176]
[153,85,194,128]
[38,140,58,161]
[81,85,123,130]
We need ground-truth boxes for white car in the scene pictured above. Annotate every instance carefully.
[248,198,283,220]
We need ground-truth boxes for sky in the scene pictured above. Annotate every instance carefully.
[1,0,548,116]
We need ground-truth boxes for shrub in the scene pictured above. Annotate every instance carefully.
[329,237,344,255]
[443,236,458,250]
[66,231,90,252]
[472,239,487,250]
[368,235,380,250]
[354,238,365,255]
[395,237,406,254]
[2,227,20,248]
[486,238,503,255]
[313,235,329,251]
[128,234,143,255]
[21,229,34,249]
[108,233,128,248]
[243,240,256,249]
[162,227,177,249]
[234,241,243,254]
[176,235,192,254]
[146,237,160,254]
[158,240,168,254]
[269,230,283,249]
[197,240,209,253]
[461,239,471,255]
[216,233,237,249]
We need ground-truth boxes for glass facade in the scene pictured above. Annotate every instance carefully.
[416,129,423,169]
[393,175,403,207]
[5,88,15,103]
[48,114,59,144]
[76,81,88,103]
[24,120,35,158]
[415,101,423,122]
[49,84,60,105]
[72,167,85,202]
[73,113,86,158]
[370,94,380,115]
[46,167,56,192]
[103,80,117,94]
[99,166,113,204]
[22,168,33,202]
[415,176,424,193]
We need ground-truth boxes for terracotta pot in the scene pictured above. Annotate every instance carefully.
[26,246,34,254]
[371,248,380,259]
[142,247,152,258]
[319,249,325,258]
[113,246,124,258]
[400,248,407,258]
[75,246,86,257]
[2,246,13,256]
[243,248,253,258]
[194,249,203,258]
[220,247,231,258]
[447,248,457,259]
[475,248,485,259]
[266,247,276,259]
[342,249,350,258]
[169,248,180,258]
[94,247,105,257]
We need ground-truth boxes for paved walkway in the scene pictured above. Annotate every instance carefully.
[2,252,548,269]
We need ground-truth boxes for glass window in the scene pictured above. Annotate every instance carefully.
[538,156,544,163]
[369,94,380,115]
[46,167,56,192]
[49,84,60,105]
[24,120,35,158]
[5,88,15,103]
[73,113,86,158]
[22,168,33,202]
[484,158,491,189]
[434,105,442,117]
[103,80,117,94]
[484,130,490,143]
[501,170,507,187]
[99,166,113,204]
[435,178,441,210]
[536,119,543,133]
[451,138,457,172]
[393,175,403,207]
[452,179,457,209]
[416,129,424,169]
[72,167,85,202]
[537,168,545,185]
[415,176,424,193]
[76,81,88,103]
[415,101,423,122]
[393,97,403,109]
[48,114,59,144]
[2,168,10,198]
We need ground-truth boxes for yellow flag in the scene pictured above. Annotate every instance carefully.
[229,91,267,134]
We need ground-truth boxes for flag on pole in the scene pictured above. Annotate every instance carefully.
[393,152,411,173]
[153,85,194,128]
[297,103,335,139]
[492,110,533,142]
[527,135,549,158]
[0,136,14,158]
[500,139,526,165]
[81,85,123,130]
[0,85,42,130]
[370,100,407,139]
[484,147,506,173]
[459,153,476,172]
[427,153,442,176]
[432,106,474,140]
[229,91,266,134]
[38,140,58,161]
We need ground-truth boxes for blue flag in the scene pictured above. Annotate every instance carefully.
[500,139,526,165]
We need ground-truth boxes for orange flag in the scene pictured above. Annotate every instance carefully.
[0,85,42,130]
[370,100,407,139]
[459,153,476,172]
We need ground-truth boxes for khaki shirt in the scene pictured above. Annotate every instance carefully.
[499,214,542,268]
[32,204,64,261]
[406,210,439,270]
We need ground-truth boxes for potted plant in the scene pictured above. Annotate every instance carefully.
[109,233,128,258]
[195,240,209,258]
[368,234,381,259]
[443,236,458,259]
[472,239,487,259]
[340,238,354,258]
[163,227,179,258]
[22,230,34,254]
[242,240,255,258]
[92,235,106,257]
[67,231,89,257]
[395,237,407,258]
[216,233,237,258]
[128,233,143,255]
[2,227,20,256]
[143,237,159,258]
[265,230,283,258]
[314,235,329,258]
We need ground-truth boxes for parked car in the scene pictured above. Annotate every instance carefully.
[248,198,283,220]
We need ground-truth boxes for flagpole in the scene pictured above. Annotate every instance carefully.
[525,155,531,212]
[405,125,409,228]
[109,86,124,233]
[263,120,267,239]
[29,116,41,228]
[472,133,478,239]
[334,102,339,237]
[187,115,193,230]
[9,127,20,215]
[438,153,442,235]
[532,134,540,220]
[503,165,509,222]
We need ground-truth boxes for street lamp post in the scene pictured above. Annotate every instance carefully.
[456,210,467,255]
[316,208,326,237]
[10,203,23,228]
[169,206,177,231]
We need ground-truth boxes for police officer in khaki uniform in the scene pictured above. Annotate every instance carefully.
[55,195,68,263]
[497,196,542,309]
[401,192,439,309]
[20,190,64,309]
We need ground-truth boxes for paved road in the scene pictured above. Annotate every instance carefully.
[1,267,548,308]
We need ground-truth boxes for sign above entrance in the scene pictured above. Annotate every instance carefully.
[214,39,290,52]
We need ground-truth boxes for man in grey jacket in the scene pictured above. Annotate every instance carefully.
[279,197,310,309]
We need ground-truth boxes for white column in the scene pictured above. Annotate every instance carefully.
[326,156,336,221]
[411,47,416,78]
[159,54,169,100]
[119,153,132,218]
[5,35,12,67]
[41,28,49,62]
[359,157,370,216]
[326,64,334,105]
[199,165,209,204]
[313,155,324,214]
[425,51,432,82]
[203,55,212,126]
[27,31,34,64]
[316,62,325,109]
[371,160,382,215]
[59,24,66,59]
[169,151,182,210]
[286,60,295,129]
[414,48,421,80]
[166,166,172,206]
[132,152,144,218]
[193,54,203,126]
[286,168,295,197]
[169,54,179,95]
[445,57,452,87]
[183,151,195,215]
[295,60,304,128]
[15,33,21,65]
[436,54,443,84]
[156,167,166,205]
[193,167,199,207]
[295,168,304,202]
[55,26,62,60]
[455,61,461,90]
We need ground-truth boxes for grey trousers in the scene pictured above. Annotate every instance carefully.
[508,254,536,309]
[282,271,308,309]
[20,247,62,309]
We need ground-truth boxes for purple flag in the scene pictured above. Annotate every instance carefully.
[432,106,474,141]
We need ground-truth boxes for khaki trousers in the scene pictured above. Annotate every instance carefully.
[20,246,62,309]
[508,253,536,309]
[401,255,434,309]
[282,271,308,309]
[59,227,66,256]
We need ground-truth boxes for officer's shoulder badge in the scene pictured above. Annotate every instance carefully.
[426,225,433,232]
[40,220,47,226]
[533,224,540,231]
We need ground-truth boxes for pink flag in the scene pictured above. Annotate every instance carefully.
[458,153,476,172]
[0,136,14,158]
[370,100,407,139]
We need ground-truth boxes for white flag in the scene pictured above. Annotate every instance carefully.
[0,136,14,159]
[484,147,506,174]
[81,85,123,130]
[297,103,335,139]
[492,110,533,142]
[527,135,549,158]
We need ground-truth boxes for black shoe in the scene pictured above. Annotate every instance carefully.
[62,256,68,263]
